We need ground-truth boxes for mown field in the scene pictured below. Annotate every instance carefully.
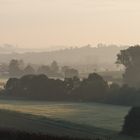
[0,100,138,140]
[0,100,130,131]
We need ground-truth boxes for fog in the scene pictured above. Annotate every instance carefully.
[0,0,140,49]
[0,1,140,140]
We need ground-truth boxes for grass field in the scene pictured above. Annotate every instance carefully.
[0,108,138,140]
[0,100,130,131]
[0,100,138,140]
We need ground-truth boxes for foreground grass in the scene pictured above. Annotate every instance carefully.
[0,129,106,140]
[0,109,114,140]
[0,109,138,140]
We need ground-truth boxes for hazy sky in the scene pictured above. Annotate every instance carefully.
[0,0,140,49]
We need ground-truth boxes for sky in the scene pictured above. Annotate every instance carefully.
[0,0,140,49]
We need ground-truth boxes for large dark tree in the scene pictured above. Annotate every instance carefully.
[72,73,109,101]
[122,107,140,137]
[4,74,68,100]
[117,45,140,88]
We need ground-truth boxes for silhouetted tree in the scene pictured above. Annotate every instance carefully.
[122,107,140,136]
[4,72,140,105]
[4,74,68,100]
[50,61,59,74]
[9,59,22,77]
[105,84,140,106]
[117,45,140,88]
[23,65,35,75]
[72,73,109,101]
[5,78,19,90]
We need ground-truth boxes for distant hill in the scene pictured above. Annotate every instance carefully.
[0,44,127,71]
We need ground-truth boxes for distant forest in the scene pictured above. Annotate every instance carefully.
[0,44,127,72]
[1,45,140,107]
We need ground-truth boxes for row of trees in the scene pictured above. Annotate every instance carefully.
[1,45,140,138]
[7,45,140,86]
[3,73,108,101]
[9,60,59,77]
[1,45,140,103]
[8,60,79,78]
[2,72,140,106]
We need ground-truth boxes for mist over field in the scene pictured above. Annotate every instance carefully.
[0,0,140,140]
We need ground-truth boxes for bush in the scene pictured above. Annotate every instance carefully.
[122,107,140,136]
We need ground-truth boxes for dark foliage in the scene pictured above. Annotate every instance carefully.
[2,71,140,106]
[122,107,140,137]
[105,84,140,106]
[4,74,67,100]
[0,129,109,140]
[117,45,140,88]
[71,73,109,101]
[2,73,108,101]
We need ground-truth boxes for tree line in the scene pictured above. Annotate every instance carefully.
[2,73,107,101]
[1,45,140,137]
[0,45,140,104]
[0,59,79,79]
[1,72,140,106]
